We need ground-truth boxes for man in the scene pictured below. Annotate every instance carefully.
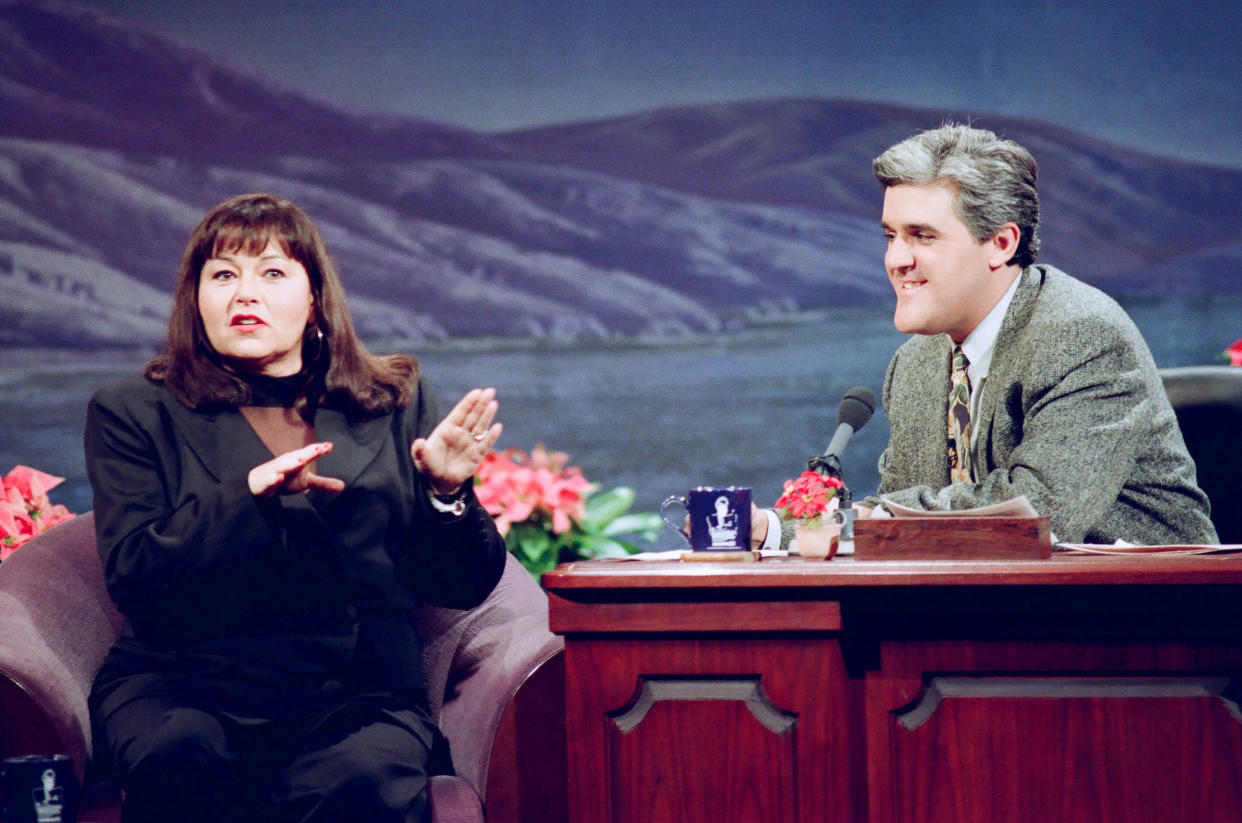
[856,123,1215,544]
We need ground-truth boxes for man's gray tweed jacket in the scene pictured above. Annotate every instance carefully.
[863,264,1217,545]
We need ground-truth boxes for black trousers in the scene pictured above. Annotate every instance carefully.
[95,692,442,823]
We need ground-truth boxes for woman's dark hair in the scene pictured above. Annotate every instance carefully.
[146,193,418,419]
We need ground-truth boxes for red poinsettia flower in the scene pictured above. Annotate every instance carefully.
[473,445,593,537]
[0,465,75,560]
[1226,339,1242,367]
[773,471,845,528]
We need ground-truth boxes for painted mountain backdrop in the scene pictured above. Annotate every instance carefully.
[4,0,1242,348]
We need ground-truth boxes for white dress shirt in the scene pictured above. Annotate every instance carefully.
[957,273,1022,446]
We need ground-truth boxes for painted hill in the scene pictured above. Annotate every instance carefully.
[2,0,1239,349]
[500,98,1242,291]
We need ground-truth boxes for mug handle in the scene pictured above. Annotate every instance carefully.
[660,495,691,545]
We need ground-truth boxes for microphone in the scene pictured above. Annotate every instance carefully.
[808,386,876,541]
[810,386,877,478]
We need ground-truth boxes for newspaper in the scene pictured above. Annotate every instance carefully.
[880,494,1041,519]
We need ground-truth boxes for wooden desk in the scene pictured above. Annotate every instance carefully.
[543,555,1242,823]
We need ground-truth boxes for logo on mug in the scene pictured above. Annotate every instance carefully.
[706,494,740,547]
[34,768,64,822]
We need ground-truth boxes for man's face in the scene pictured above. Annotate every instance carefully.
[881,182,1011,343]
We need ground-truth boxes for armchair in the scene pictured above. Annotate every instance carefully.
[1161,365,1242,543]
[0,512,565,822]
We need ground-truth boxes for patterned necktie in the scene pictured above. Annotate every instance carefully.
[947,345,973,484]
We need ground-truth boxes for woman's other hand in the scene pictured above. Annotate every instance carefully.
[248,442,346,497]
[411,388,503,496]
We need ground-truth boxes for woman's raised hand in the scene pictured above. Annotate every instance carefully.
[411,388,502,496]
[248,442,347,498]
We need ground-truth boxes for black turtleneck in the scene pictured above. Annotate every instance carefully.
[237,373,314,457]
[239,372,303,408]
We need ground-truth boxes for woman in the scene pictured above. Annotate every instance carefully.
[85,193,506,823]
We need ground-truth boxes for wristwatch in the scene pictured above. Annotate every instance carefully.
[429,485,468,517]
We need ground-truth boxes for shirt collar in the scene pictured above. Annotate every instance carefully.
[959,272,1022,380]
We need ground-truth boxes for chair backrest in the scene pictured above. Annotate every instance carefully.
[1161,366,1242,543]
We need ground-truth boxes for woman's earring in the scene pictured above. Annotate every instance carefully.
[306,323,326,362]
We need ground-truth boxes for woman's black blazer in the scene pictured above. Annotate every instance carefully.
[84,374,506,716]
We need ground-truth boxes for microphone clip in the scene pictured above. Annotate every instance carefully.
[806,454,856,540]
[807,453,843,478]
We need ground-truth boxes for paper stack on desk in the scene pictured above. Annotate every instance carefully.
[1055,541,1242,556]
[881,495,1041,519]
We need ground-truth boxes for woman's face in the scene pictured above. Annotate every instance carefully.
[198,236,314,376]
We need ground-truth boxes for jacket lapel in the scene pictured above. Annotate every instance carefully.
[162,397,274,486]
[897,334,954,484]
[930,335,954,481]
[974,266,1043,460]
[300,406,392,523]
[311,406,392,491]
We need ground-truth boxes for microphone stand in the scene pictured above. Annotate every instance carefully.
[807,453,856,541]
[804,387,874,546]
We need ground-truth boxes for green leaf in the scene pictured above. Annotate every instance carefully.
[601,512,663,540]
[524,546,561,577]
[572,534,635,559]
[507,524,561,578]
[582,486,636,528]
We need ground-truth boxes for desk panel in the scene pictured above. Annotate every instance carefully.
[864,641,1242,823]
[545,557,1242,823]
[563,636,858,823]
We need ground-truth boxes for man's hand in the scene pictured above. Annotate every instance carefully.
[750,503,770,549]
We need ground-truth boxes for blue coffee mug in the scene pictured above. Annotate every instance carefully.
[2,754,77,823]
[661,486,752,550]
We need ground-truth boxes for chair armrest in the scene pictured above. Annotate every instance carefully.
[426,774,485,823]
[0,514,122,782]
[415,554,563,795]
[1161,366,1242,410]
[483,650,566,823]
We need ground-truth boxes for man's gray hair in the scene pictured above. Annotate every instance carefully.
[873,123,1040,267]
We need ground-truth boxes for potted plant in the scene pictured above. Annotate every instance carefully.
[773,470,845,560]
[473,445,662,577]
